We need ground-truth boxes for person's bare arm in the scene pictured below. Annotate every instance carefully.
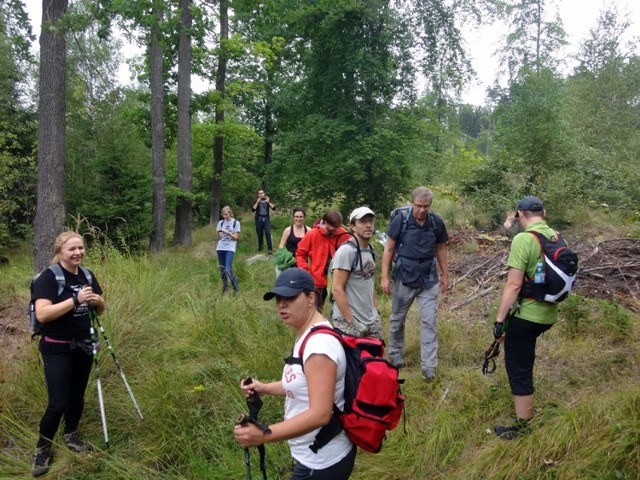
[234,354,336,447]
[380,237,396,295]
[279,226,291,249]
[331,268,352,322]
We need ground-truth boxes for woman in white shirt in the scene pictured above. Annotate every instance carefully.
[216,206,240,294]
[234,268,356,479]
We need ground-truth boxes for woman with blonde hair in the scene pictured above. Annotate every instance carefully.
[216,206,241,294]
[30,231,105,477]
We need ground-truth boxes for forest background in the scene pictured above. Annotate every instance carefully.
[0,0,639,478]
[1,0,639,260]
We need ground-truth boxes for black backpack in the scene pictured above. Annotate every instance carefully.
[519,231,578,303]
[28,264,92,338]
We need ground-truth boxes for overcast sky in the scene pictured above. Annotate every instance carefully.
[461,0,640,104]
[25,0,640,106]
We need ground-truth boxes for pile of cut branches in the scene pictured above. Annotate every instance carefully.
[448,235,640,312]
[574,238,640,309]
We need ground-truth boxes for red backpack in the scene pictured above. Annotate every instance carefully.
[286,325,405,453]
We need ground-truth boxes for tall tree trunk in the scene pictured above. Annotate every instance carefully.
[33,0,68,273]
[264,100,273,165]
[149,6,166,252]
[173,0,193,246]
[263,68,274,166]
[535,0,541,72]
[209,0,228,224]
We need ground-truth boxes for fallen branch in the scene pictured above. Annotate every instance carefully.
[449,286,495,311]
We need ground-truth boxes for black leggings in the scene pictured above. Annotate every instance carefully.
[504,316,553,396]
[37,348,93,447]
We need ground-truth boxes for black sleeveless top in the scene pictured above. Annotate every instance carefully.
[285,225,308,255]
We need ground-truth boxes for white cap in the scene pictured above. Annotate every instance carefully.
[349,206,375,223]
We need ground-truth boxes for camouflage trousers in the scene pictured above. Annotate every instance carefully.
[331,316,382,339]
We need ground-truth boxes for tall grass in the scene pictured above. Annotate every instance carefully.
[1,223,638,479]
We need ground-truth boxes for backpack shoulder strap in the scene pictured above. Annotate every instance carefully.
[79,266,92,286]
[428,211,438,233]
[528,230,563,255]
[397,206,411,244]
[48,264,66,296]
[287,325,343,369]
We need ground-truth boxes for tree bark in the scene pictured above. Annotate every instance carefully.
[173,0,193,246]
[149,6,166,252]
[33,0,68,273]
[210,0,228,225]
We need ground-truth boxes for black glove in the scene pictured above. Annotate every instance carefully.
[493,322,505,339]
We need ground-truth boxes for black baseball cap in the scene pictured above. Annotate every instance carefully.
[263,268,315,300]
[515,196,544,217]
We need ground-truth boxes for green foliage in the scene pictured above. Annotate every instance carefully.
[65,85,153,251]
[499,0,567,78]
[559,295,634,342]
[460,156,519,229]
[188,120,263,222]
[563,7,640,212]
[0,16,37,251]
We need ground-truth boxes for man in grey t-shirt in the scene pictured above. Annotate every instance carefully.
[331,207,381,338]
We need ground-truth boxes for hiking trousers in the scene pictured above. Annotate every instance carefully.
[38,347,93,447]
[255,216,273,251]
[388,281,440,370]
[504,316,553,396]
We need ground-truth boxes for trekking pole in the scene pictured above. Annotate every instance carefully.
[238,377,270,480]
[482,339,500,375]
[90,309,144,421]
[90,322,109,448]
[235,414,252,480]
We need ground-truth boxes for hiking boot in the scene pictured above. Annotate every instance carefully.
[389,355,404,369]
[63,431,93,452]
[268,250,273,255]
[494,420,529,440]
[422,368,436,381]
[32,445,53,477]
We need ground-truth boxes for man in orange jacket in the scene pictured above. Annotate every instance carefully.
[296,209,349,313]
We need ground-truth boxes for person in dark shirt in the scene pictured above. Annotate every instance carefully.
[30,231,105,477]
[278,207,309,256]
[252,189,276,254]
[380,187,449,381]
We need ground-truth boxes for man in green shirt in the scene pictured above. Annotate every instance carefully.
[493,196,558,440]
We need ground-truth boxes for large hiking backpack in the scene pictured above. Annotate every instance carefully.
[389,205,437,250]
[28,264,92,338]
[519,231,578,303]
[286,325,405,453]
